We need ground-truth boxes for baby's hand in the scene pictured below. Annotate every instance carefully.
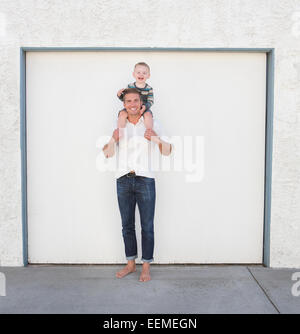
[117,88,125,97]
[140,105,146,115]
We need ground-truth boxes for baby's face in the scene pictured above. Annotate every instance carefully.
[133,65,150,84]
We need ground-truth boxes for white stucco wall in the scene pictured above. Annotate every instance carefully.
[0,0,299,267]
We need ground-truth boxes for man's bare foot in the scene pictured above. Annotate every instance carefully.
[116,262,136,278]
[139,263,151,282]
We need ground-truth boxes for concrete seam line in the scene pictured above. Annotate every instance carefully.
[246,267,280,314]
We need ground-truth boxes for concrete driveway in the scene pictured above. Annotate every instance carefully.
[0,265,299,314]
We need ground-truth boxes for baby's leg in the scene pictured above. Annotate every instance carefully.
[143,110,153,130]
[117,109,128,138]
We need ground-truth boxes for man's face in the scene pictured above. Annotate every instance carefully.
[123,93,142,115]
[133,65,150,84]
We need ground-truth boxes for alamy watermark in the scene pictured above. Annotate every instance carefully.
[96,134,205,183]
[0,272,6,296]
[291,272,300,297]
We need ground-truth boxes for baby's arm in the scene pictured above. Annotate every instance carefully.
[142,87,154,129]
[117,88,125,101]
[145,86,154,110]
[117,83,131,101]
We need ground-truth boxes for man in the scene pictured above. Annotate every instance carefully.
[102,88,172,282]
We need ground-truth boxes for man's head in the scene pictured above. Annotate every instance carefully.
[133,62,150,85]
[123,88,142,116]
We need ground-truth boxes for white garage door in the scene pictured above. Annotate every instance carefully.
[26,51,266,264]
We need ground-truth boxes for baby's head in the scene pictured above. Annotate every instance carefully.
[133,62,150,85]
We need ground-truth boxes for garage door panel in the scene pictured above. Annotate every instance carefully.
[26,51,265,263]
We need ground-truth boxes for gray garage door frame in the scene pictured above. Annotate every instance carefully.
[20,47,275,267]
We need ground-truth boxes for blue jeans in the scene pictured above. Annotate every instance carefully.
[116,174,156,263]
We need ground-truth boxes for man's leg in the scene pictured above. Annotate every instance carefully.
[116,177,138,278]
[135,177,156,282]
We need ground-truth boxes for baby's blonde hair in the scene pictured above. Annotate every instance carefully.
[134,62,150,72]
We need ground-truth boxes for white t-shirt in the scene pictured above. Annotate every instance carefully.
[113,117,171,179]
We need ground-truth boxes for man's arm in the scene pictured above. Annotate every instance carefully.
[102,129,120,158]
[158,138,172,156]
[144,129,172,156]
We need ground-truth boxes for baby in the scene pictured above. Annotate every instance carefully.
[117,62,154,131]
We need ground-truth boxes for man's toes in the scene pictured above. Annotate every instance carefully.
[139,273,151,282]
[116,271,123,278]
[116,269,127,278]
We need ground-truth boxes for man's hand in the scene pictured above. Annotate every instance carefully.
[112,128,121,143]
[117,88,125,97]
[144,129,160,144]
[144,129,172,156]
[102,129,120,158]
[102,144,110,158]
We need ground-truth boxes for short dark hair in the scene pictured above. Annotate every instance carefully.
[122,88,142,101]
[134,62,150,72]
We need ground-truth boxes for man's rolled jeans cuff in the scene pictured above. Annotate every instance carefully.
[126,255,138,261]
[141,258,154,263]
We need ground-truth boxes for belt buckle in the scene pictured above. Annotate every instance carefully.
[127,171,136,177]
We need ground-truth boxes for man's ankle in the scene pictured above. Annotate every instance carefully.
[127,260,136,267]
